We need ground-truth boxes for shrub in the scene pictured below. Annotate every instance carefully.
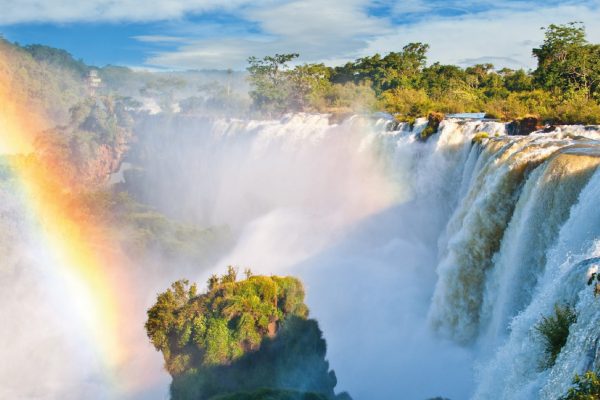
[378,87,433,117]
[472,132,490,144]
[535,304,577,369]
[559,371,600,399]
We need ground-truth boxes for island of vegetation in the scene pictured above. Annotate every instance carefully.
[145,267,352,400]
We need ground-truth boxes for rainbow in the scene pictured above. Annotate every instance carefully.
[0,64,134,394]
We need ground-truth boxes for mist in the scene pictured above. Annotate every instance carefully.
[6,83,600,400]
[113,114,505,399]
[0,107,499,399]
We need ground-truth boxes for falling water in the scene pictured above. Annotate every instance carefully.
[4,112,600,399]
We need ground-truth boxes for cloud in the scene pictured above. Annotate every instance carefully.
[456,56,525,68]
[363,2,600,69]
[0,0,259,24]
[143,0,600,70]
[133,35,187,43]
[145,0,392,69]
[2,0,600,70]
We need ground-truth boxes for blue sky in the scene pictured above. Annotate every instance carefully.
[1,0,599,70]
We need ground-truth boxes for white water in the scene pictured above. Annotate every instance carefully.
[129,114,505,399]
[4,113,600,399]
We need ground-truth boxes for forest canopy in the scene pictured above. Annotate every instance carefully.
[246,22,600,124]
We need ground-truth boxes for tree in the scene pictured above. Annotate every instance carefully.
[246,53,299,115]
[221,265,238,284]
[331,43,429,93]
[533,22,600,98]
[207,274,219,290]
[287,63,332,110]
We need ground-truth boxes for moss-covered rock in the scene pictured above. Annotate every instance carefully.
[472,132,490,144]
[419,112,444,141]
[506,116,539,136]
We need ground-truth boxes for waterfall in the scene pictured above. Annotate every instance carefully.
[4,112,600,399]
[424,125,600,399]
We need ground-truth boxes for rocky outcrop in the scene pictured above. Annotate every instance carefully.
[420,112,445,141]
[83,127,131,185]
[506,117,539,136]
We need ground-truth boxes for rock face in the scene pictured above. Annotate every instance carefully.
[82,128,131,185]
[506,117,539,136]
[170,317,344,400]
[420,112,445,141]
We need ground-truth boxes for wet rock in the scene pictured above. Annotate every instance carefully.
[419,112,445,141]
[506,117,539,136]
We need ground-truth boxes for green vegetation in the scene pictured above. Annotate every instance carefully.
[559,371,600,399]
[419,112,444,141]
[33,95,134,186]
[246,53,375,115]
[0,38,87,124]
[146,270,348,400]
[472,132,491,144]
[535,304,577,369]
[79,190,225,259]
[246,23,600,125]
[22,44,88,77]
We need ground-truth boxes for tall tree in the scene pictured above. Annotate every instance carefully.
[533,22,600,98]
[246,53,299,115]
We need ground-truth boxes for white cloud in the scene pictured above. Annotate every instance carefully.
[364,2,600,70]
[3,0,600,70]
[0,0,258,24]
[133,35,187,43]
[145,0,392,69]
[143,1,600,70]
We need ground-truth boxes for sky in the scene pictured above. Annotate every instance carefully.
[0,0,599,71]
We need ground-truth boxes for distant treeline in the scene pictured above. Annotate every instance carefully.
[247,22,600,124]
[3,22,600,124]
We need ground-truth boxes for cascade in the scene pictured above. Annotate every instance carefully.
[3,112,600,399]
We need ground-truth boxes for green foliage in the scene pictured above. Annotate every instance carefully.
[533,22,600,99]
[146,272,309,375]
[535,304,577,369]
[246,53,300,115]
[0,39,87,124]
[105,191,223,259]
[331,43,429,93]
[146,273,344,400]
[472,132,490,144]
[420,112,445,141]
[246,23,600,123]
[170,316,341,400]
[559,371,600,400]
[22,44,88,76]
[32,95,133,186]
